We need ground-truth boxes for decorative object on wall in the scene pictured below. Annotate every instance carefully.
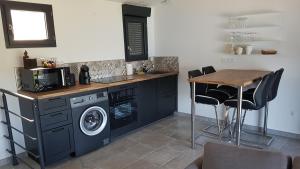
[223,11,282,55]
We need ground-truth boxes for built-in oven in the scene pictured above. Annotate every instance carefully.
[108,84,138,138]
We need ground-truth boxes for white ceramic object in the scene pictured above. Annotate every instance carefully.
[246,45,253,55]
[126,63,133,75]
[236,47,244,55]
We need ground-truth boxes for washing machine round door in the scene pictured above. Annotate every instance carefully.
[80,106,108,136]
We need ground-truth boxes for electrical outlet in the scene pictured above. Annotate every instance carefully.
[221,57,235,63]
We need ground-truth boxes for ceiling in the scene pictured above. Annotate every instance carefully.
[106,0,169,7]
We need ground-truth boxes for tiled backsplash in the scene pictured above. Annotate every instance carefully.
[66,56,178,80]
[15,56,178,89]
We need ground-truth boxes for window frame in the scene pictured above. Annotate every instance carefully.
[123,16,148,62]
[0,1,56,48]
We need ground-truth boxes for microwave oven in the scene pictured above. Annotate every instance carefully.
[20,67,75,92]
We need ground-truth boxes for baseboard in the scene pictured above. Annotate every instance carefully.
[175,112,300,140]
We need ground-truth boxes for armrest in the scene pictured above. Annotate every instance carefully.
[293,157,300,169]
[185,156,203,169]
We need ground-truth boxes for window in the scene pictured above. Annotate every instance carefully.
[124,16,148,62]
[0,1,56,48]
[122,4,151,62]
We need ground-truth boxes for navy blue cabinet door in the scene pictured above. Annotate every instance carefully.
[157,75,178,118]
[137,79,158,126]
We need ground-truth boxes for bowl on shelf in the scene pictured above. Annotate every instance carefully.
[261,49,277,55]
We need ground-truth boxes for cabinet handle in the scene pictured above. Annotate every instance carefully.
[51,127,64,133]
[50,112,63,117]
[48,97,62,101]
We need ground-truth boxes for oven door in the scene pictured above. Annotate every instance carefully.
[110,99,137,130]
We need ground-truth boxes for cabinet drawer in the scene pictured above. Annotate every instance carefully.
[42,124,74,165]
[38,96,70,115]
[40,110,72,131]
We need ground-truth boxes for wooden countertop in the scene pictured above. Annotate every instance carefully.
[18,72,178,100]
[189,69,271,87]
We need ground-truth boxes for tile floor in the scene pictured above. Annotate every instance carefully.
[1,114,300,169]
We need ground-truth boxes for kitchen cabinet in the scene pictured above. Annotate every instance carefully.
[19,96,74,166]
[17,73,178,166]
[137,79,158,125]
[137,75,178,126]
[42,124,74,165]
[157,75,178,119]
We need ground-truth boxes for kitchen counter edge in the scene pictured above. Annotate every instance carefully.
[18,72,179,100]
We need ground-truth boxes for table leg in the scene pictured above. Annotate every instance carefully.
[191,82,196,149]
[236,86,243,146]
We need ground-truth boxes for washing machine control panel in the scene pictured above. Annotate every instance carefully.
[70,92,108,108]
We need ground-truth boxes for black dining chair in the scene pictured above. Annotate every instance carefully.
[188,70,230,137]
[223,72,275,145]
[243,68,284,135]
[202,66,237,97]
[264,68,284,135]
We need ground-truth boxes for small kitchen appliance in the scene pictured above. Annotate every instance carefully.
[20,67,73,92]
[79,65,91,85]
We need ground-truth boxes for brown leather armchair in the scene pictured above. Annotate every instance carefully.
[186,142,292,169]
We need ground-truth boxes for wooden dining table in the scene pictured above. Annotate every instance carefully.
[189,69,271,148]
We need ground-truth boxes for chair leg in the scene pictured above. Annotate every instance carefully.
[241,110,247,129]
[230,108,236,138]
[231,109,247,139]
[214,105,221,135]
[263,102,269,135]
[223,107,230,130]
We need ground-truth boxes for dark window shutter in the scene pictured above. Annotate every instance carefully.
[128,22,144,56]
[123,16,148,62]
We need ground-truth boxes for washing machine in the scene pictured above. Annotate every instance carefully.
[70,90,110,156]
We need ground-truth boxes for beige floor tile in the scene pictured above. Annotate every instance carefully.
[137,132,176,149]
[83,151,139,169]
[163,153,199,169]
[141,146,182,166]
[124,143,155,158]
[123,159,159,169]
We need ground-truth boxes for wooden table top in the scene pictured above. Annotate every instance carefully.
[18,72,178,100]
[189,69,271,87]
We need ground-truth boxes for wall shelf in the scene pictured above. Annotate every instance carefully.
[223,11,282,56]
[224,25,280,32]
[228,11,281,19]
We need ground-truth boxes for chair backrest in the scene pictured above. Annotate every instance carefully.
[202,66,216,74]
[202,142,292,169]
[202,66,218,89]
[253,72,275,109]
[268,68,284,101]
[188,70,207,96]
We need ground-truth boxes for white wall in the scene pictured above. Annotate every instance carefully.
[0,0,155,160]
[153,0,300,134]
